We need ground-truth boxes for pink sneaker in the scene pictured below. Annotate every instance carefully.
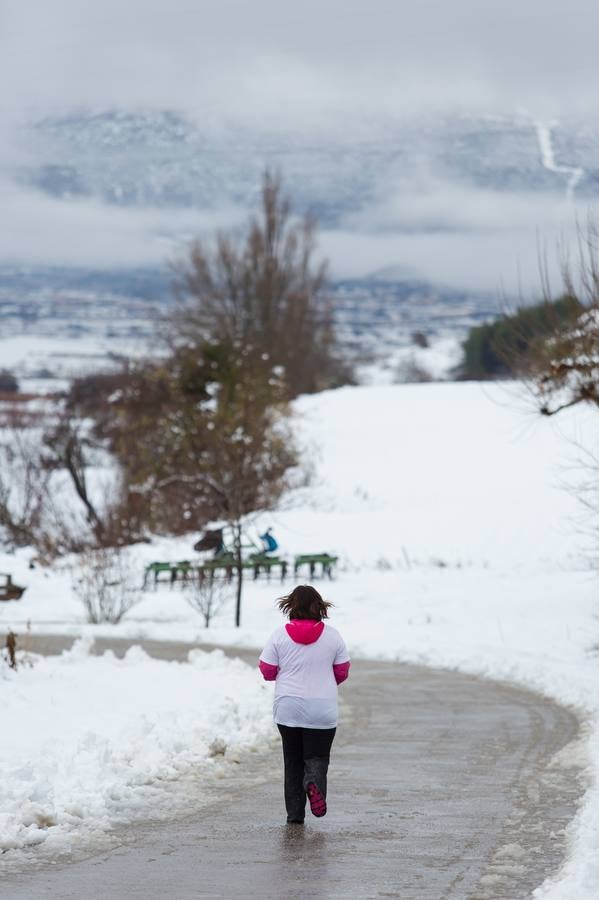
[306,782,327,818]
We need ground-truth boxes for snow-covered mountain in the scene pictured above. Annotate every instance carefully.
[13,109,599,212]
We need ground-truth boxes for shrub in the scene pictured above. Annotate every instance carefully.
[411,331,429,349]
[456,295,583,380]
[185,576,231,628]
[0,370,19,394]
[395,356,434,384]
[72,547,140,624]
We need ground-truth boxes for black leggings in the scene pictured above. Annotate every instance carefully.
[277,725,336,822]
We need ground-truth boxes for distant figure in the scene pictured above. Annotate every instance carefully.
[6,631,17,670]
[260,527,279,554]
[258,585,350,824]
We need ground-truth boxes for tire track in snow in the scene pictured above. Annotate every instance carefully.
[535,119,584,200]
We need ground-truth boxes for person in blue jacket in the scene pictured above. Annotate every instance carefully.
[260,527,279,554]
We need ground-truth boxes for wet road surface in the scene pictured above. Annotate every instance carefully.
[1,635,585,899]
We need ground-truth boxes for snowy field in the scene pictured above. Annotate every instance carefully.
[0,330,462,394]
[1,381,599,896]
[362,333,462,384]
[0,333,153,394]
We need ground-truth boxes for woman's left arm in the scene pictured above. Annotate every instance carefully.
[333,661,350,684]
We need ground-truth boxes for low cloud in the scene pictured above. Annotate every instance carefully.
[325,177,581,294]
[0,174,581,299]
[0,181,247,268]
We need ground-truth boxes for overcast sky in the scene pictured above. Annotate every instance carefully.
[1,0,598,119]
[2,0,598,119]
[0,0,597,293]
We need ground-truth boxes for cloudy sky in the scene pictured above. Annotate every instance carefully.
[2,0,597,117]
[0,0,597,294]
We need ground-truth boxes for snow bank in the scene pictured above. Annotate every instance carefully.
[0,639,272,857]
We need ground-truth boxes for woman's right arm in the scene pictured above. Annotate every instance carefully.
[259,660,279,681]
[259,631,279,681]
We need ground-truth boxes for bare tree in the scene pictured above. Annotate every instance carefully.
[0,410,122,557]
[0,427,51,548]
[185,575,231,628]
[72,546,141,624]
[171,170,352,398]
[43,416,107,540]
[41,410,149,553]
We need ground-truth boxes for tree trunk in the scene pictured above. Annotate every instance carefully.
[234,521,243,627]
[63,434,105,539]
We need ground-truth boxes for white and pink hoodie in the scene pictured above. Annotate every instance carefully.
[259,620,351,729]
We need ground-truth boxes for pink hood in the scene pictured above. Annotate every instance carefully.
[285,619,325,644]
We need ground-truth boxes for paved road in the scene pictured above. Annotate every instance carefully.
[2,636,584,899]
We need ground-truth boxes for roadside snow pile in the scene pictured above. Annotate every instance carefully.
[0,639,272,856]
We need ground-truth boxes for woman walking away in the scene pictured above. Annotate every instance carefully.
[259,585,350,825]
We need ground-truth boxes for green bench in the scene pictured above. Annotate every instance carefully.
[144,551,337,590]
[247,554,288,582]
[293,553,338,580]
[197,555,235,583]
[143,561,193,589]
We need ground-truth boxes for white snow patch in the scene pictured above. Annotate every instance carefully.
[534,120,584,201]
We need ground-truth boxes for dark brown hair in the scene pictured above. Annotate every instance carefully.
[277,584,333,621]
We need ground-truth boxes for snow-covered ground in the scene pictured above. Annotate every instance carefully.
[2,329,463,395]
[1,380,599,896]
[367,333,463,384]
[0,333,152,394]
[0,639,272,862]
